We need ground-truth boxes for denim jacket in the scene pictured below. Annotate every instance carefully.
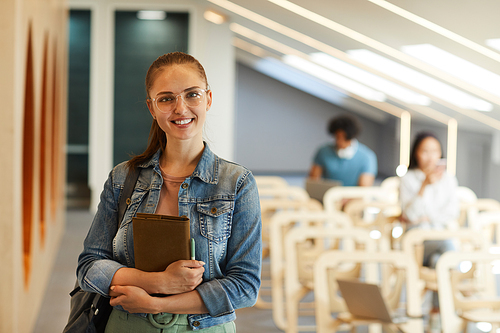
[77,144,262,330]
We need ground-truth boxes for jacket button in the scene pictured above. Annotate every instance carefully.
[211,207,217,214]
[181,183,188,189]
[193,321,200,327]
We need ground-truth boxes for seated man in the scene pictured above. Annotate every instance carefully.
[309,115,377,186]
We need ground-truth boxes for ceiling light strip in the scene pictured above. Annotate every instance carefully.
[367,0,500,63]
[231,23,455,125]
[232,37,270,58]
[217,0,500,130]
[400,111,411,167]
[447,119,458,176]
[230,23,303,57]
[267,0,500,106]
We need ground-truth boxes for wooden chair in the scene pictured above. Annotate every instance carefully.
[380,176,400,198]
[314,250,423,333]
[256,184,316,309]
[462,199,500,230]
[401,228,487,306]
[470,210,500,248]
[343,199,402,251]
[323,186,397,213]
[269,210,352,331]
[457,186,478,227]
[255,175,289,189]
[256,197,322,309]
[436,251,500,333]
[283,225,375,333]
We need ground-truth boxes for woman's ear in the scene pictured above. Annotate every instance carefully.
[146,100,156,119]
[206,90,213,111]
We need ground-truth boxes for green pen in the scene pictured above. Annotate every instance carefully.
[190,238,195,260]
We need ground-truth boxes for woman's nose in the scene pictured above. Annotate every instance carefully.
[173,95,188,113]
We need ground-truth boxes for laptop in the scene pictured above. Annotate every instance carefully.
[305,178,342,203]
[336,279,406,324]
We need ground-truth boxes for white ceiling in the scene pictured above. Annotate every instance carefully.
[203,0,500,132]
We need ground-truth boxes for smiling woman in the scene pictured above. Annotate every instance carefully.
[76,52,262,332]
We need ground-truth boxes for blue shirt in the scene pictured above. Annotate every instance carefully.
[77,144,262,330]
[313,142,377,186]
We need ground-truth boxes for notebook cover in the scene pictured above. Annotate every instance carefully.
[133,213,190,272]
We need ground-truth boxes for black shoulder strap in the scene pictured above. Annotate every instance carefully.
[117,167,141,228]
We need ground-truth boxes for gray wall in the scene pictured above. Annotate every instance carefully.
[234,63,390,177]
[234,62,499,200]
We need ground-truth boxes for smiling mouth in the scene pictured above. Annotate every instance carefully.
[173,119,193,125]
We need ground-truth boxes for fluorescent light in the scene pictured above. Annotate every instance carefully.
[136,10,166,20]
[446,119,458,176]
[396,165,407,177]
[310,53,430,106]
[402,44,500,100]
[283,55,386,102]
[266,0,500,106]
[348,49,493,112]
[369,230,382,239]
[204,10,227,24]
[486,38,500,52]
[400,111,411,167]
[368,0,500,63]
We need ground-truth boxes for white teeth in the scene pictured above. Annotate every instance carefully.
[174,119,192,125]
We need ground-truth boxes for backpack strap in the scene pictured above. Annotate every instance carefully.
[117,167,141,228]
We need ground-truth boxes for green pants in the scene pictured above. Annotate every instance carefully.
[105,308,236,332]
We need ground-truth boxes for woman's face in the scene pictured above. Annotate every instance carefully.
[147,64,212,144]
[415,137,442,171]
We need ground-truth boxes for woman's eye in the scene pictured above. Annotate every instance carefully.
[158,95,175,103]
[186,92,201,99]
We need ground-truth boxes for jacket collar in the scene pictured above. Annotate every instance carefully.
[138,143,219,185]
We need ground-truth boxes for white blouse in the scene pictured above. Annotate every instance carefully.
[400,169,459,229]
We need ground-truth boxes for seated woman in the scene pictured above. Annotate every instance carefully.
[400,131,459,324]
[309,115,377,186]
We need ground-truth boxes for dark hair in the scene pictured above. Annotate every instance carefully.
[328,115,360,140]
[408,131,443,169]
[127,52,208,170]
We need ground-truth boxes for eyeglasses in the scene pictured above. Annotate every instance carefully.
[149,88,209,113]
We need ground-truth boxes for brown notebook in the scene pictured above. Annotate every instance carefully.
[133,213,190,272]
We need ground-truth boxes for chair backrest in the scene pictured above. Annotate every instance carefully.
[323,186,396,213]
[255,175,289,189]
[258,186,310,201]
[464,198,500,230]
[313,250,421,333]
[401,228,487,292]
[268,210,352,330]
[283,226,376,331]
[380,176,400,196]
[456,186,478,227]
[472,210,500,247]
[436,251,499,333]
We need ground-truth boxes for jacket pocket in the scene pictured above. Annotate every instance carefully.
[197,200,234,243]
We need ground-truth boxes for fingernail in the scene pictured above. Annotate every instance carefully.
[110,286,115,291]
[199,261,206,265]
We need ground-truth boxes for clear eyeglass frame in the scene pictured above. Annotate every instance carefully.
[148,88,210,113]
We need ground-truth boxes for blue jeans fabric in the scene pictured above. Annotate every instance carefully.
[77,144,262,330]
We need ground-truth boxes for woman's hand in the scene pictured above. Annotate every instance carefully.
[157,260,205,295]
[419,165,445,196]
[109,285,160,314]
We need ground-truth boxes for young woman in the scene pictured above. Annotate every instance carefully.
[399,131,459,322]
[400,131,459,230]
[77,52,262,332]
